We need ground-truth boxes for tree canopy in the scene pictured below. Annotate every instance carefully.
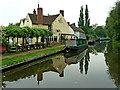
[105,0,120,40]
[78,5,84,30]
[4,25,53,38]
[78,5,90,34]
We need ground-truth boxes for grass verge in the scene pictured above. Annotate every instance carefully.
[2,44,63,56]
[2,46,64,66]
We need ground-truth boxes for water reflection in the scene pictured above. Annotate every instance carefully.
[88,41,108,55]
[89,41,120,87]
[2,41,120,88]
[64,49,90,75]
[2,48,89,87]
[104,42,120,87]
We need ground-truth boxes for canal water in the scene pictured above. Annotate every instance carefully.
[2,41,120,88]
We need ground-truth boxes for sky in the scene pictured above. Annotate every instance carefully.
[0,0,117,26]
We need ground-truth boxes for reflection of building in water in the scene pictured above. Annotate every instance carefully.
[37,71,43,85]
[36,55,67,85]
[52,55,67,75]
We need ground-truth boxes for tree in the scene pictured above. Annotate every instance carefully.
[5,25,20,45]
[78,5,90,34]
[84,5,90,34]
[94,26,106,38]
[105,0,120,40]
[3,24,53,51]
[85,5,90,26]
[78,6,84,30]
[20,27,29,50]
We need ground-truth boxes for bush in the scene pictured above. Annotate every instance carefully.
[1,38,11,52]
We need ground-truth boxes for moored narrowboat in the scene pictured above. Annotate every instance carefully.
[65,38,88,52]
[64,22,88,52]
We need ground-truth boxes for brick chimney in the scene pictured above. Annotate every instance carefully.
[37,4,43,24]
[60,10,64,17]
[33,9,36,15]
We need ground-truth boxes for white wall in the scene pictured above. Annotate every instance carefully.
[69,26,74,34]
[74,31,79,38]
[20,14,32,28]
[74,31,86,39]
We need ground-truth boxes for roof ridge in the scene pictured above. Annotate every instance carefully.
[28,13,59,25]
[43,14,60,17]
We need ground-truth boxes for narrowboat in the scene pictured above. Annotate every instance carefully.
[64,22,88,52]
[65,38,88,52]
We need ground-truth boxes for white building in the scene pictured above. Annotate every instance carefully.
[70,23,86,39]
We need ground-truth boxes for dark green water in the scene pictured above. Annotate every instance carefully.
[2,41,120,88]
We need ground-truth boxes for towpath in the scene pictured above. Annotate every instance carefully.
[2,45,64,59]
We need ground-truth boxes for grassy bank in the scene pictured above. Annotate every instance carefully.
[2,44,63,56]
[2,46,64,66]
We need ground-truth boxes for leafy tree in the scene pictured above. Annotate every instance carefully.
[5,25,20,45]
[85,5,90,26]
[14,22,20,26]
[78,5,90,35]
[3,24,53,51]
[19,27,29,49]
[78,6,84,30]
[105,0,120,40]
[94,26,106,38]
[84,5,90,34]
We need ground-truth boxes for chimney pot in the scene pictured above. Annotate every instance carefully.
[33,9,36,15]
[60,10,64,17]
[38,4,39,8]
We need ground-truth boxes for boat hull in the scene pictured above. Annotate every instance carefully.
[65,39,88,52]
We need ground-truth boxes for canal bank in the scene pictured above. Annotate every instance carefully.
[2,41,119,88]
[1,46,65,73]
[2,45,88,73]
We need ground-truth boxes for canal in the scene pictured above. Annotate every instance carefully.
[2,41,120,88]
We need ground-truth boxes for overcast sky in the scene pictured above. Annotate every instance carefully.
[0,0,117,26]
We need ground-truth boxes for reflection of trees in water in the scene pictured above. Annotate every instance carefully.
[104,42,120,87]
[79,50,90,75]
[94,42,106,52]
[88,41,120,87]
[2,59,53,88]
[2,59,53,82]
[84,50,90,74]
[88,41,108,55]
[79,57,84,74]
